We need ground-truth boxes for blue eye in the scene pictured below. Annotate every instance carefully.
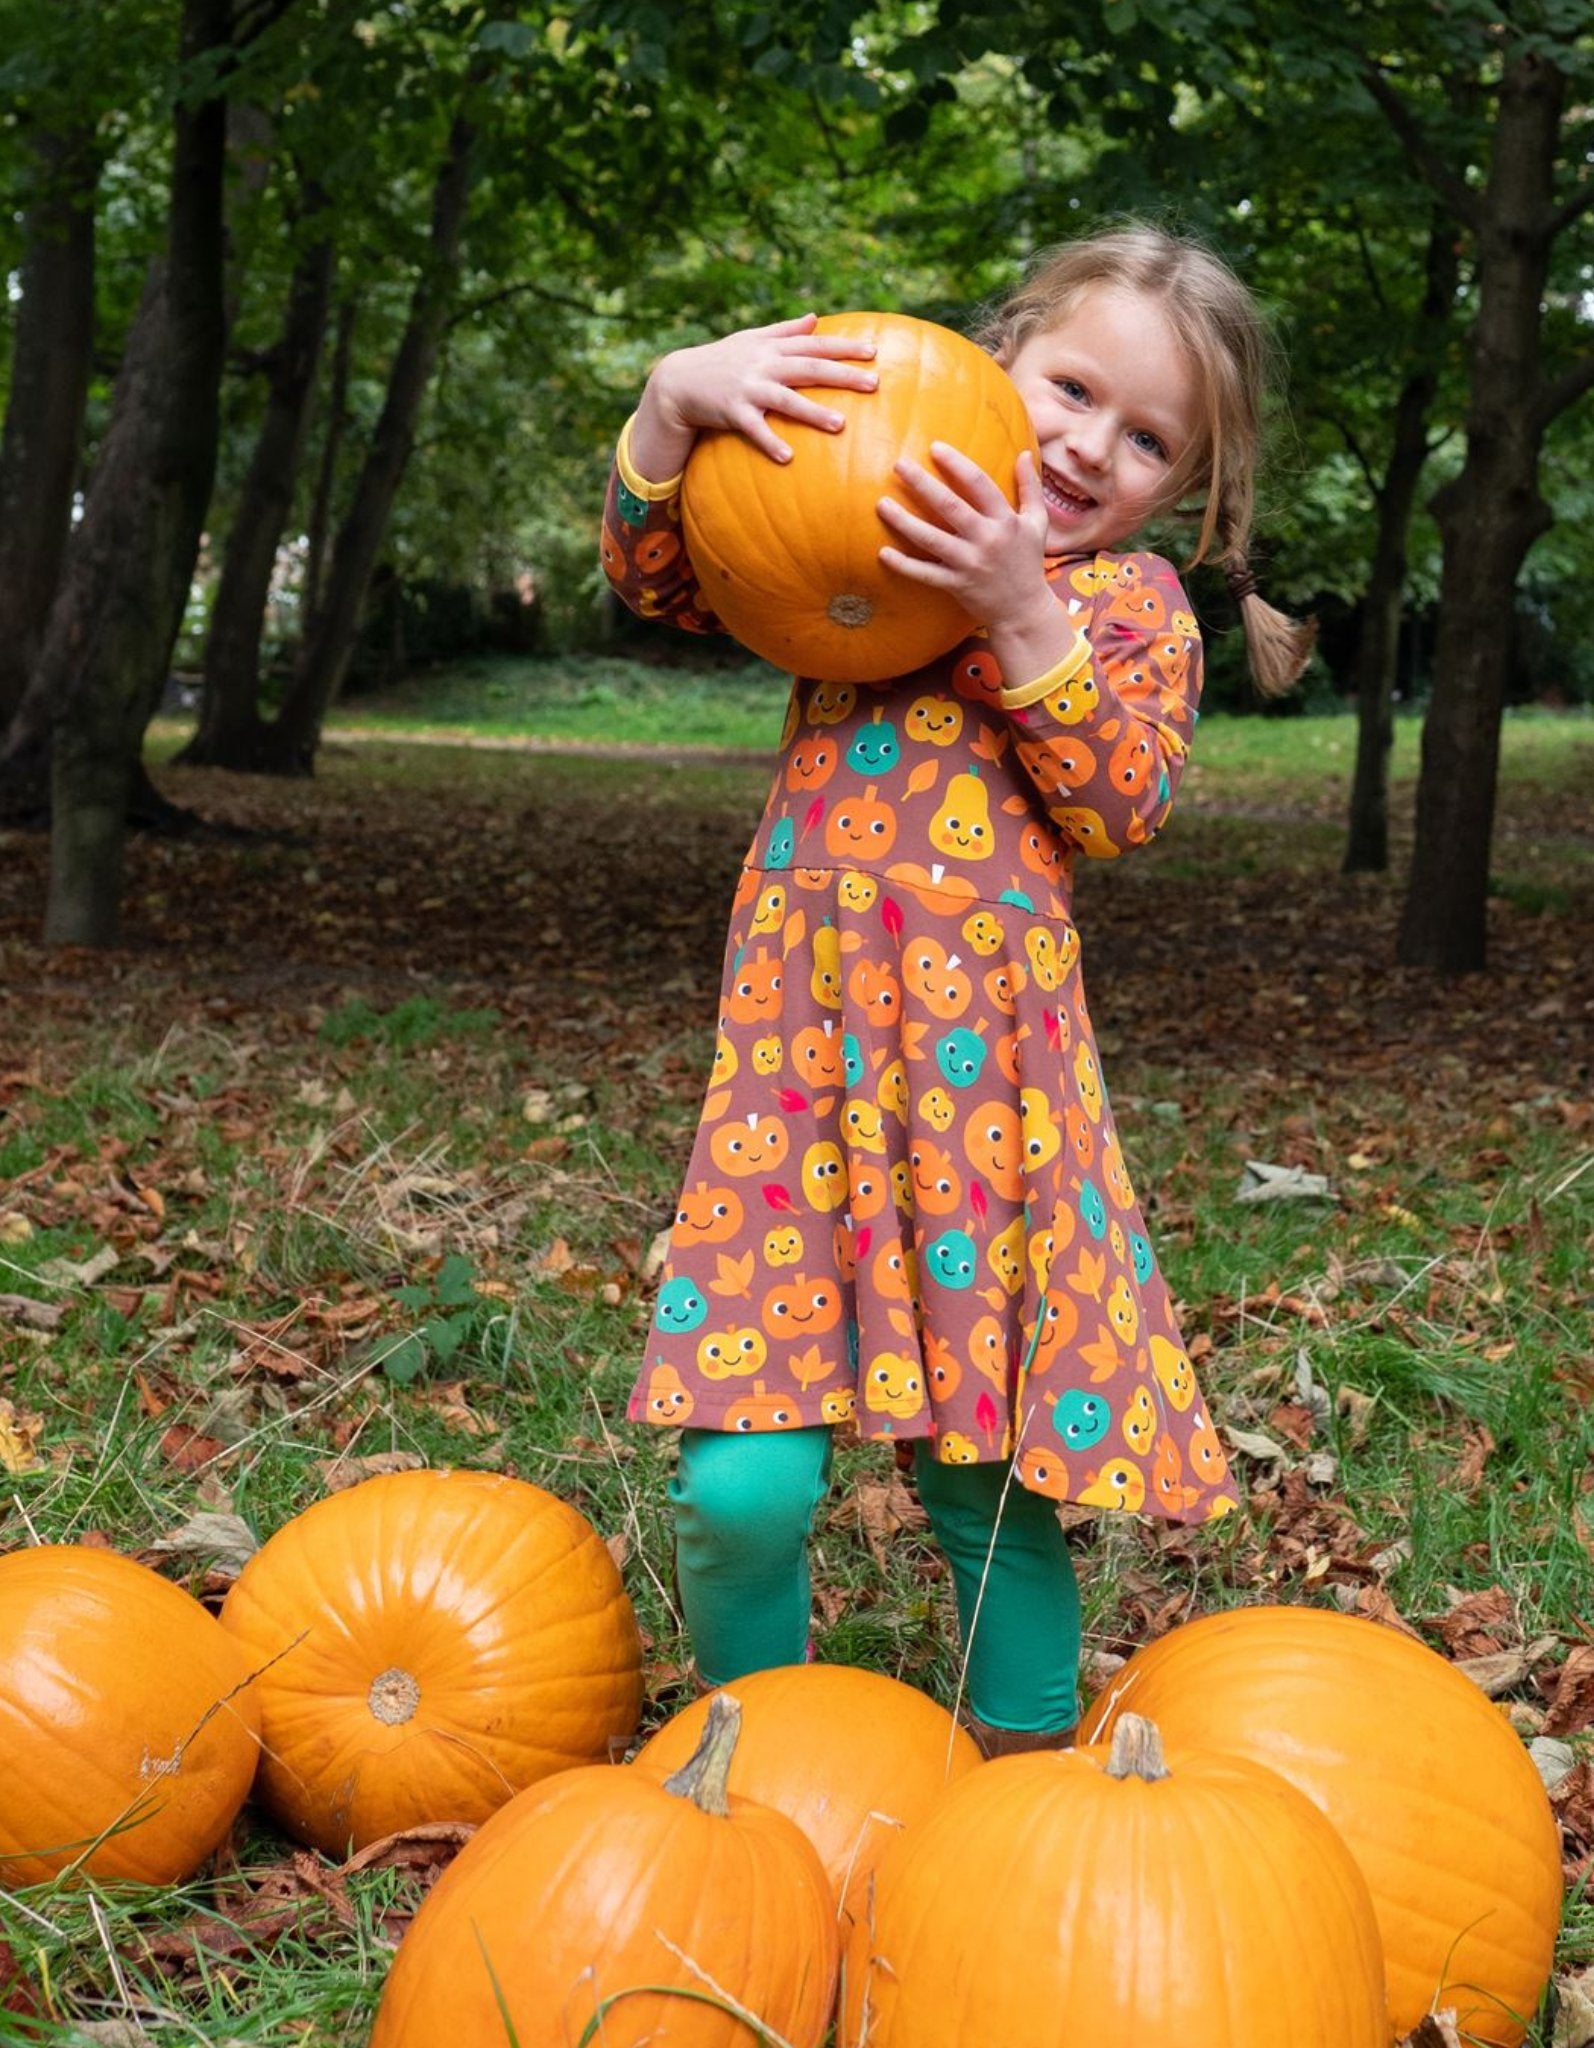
[1130,428,1168,460]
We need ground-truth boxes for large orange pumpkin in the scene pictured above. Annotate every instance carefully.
[0,1544,262,1887]
[371,1694,838,2047]
[632,1663,980,1926]
[681,312,1039,683]
[1078,1604,1563,2047]
[842,1713,1388,2047]
[219,1469,643,1856]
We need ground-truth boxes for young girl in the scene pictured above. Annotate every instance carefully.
[601,226,1308,1754]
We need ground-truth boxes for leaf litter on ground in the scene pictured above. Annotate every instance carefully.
[0,715,1589,2039]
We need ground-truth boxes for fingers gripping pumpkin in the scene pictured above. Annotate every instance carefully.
[679,312,1038,683]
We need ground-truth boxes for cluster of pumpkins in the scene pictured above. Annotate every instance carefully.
[0,1467,1564,2046]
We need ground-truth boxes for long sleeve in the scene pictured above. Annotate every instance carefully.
[995,550,1202,857]
[599,416,724,636]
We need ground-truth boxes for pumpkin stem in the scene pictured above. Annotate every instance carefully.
[827,593,873,629]
[1105,1712,1170,1783]
[663,1692,741,1817]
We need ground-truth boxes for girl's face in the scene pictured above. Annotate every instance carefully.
[1003,285,1202,556]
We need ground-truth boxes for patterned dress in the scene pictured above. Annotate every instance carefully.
[602,428,1238,1526]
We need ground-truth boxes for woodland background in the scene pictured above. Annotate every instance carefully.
[0,0,1589,970]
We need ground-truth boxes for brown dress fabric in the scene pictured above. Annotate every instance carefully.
[602,458,1239,1526]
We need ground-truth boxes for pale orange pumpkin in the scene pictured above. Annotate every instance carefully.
[0,1544,262,1886]
[632,1663,980,1926]
[1078,1604,1563,2047]
[842,1713,1389,2047]
[681,312,1039,683]
[371,1694,837,2047]
[219,1469,642,1856]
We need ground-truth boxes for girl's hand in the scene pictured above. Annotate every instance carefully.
[878,442,1051,622]
[631,314,878,480]
[878,444,1079,688]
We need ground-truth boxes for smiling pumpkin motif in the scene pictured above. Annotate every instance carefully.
[864,1350,925,1420]
[758,1270,841,1338]
[725,946,784,1026]
[696,1326,768,1380]
[824,786,897,862]
[675,1181,745,1245]
[709,1114,790,1177]
[904,693,964,747]
[903,937,973,1020]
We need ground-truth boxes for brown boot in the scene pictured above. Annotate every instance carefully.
[964,1715,1077,1759]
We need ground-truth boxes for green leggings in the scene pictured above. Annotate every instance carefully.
[670,1427,1081,1732]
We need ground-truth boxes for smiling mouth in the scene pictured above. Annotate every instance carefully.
[1041,464,1096,516]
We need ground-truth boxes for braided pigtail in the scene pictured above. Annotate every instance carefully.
[1223,556,1318,700]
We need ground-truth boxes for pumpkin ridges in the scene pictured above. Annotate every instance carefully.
[1078,1604,1561,2048]
[842,1738,1388,2047]
[370,1749,839,2047]
[682,312,1038,684]
[632,1662,982,1922]
[0,1545,262,1887]
[220,1470,643,1853]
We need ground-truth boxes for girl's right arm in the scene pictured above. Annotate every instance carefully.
[603,315,877,630]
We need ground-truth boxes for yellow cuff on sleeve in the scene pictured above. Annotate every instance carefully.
[998,629,1092,710]
[617,414,686,503]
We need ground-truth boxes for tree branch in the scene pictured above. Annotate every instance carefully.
[446,276,604,331]
[1362,65,1481,233]
[230,0,297,48]
[1550,177,1594,239]
[1312,409,1380,500]
[1534,347,1594,435]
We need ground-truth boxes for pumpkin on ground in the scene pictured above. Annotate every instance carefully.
[0,1544,262,1887]
[680,311,1039,684]
[842,1713,1388,2047]
[371,1693,838,2048]
[632,1662,981,1924]
[1078,1603,1563,2047]
[219,1468,643,1856]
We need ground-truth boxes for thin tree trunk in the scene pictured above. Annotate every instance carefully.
[23,0,238,944]
[302,294,355,632]
[1396,52,1563,973]
[1343,213,1459,875]
[262,110,477,775]
[180,204,334,769]
[0,125,98,786]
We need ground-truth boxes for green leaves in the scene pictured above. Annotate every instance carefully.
[387,1253,490,1384]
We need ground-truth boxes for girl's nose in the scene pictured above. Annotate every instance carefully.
[1069,416,1111,471]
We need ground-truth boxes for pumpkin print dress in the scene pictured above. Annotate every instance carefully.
[602,425,1239,1526]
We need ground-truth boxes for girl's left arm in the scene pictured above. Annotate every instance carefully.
[995,551,1203,858]
[601,424,721,635]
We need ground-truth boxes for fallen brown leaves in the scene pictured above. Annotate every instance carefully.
[143,1823,476,1984]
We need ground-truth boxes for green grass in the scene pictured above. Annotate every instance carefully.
[337,651,791,750]
[2,698,1590,2042]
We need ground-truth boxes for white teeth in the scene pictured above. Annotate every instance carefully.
[1043,467,1093,512]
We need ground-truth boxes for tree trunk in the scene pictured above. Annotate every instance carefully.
[23,0,236,944]
[0,126,98,773]
[262,110,477,775]
[179,208,334,769]
[1397,53,1563,974]
[1342,212,1458,875]
[303,294,356,634]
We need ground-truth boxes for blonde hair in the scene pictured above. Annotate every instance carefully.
[976,225,1316,696]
